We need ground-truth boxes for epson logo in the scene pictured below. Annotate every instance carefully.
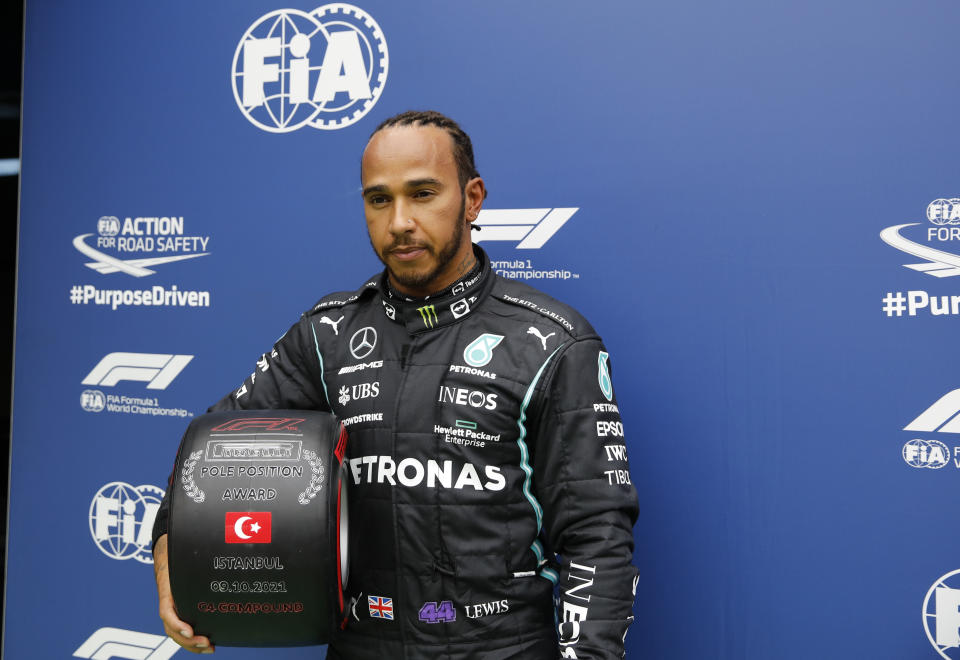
[438,386,497,410]
[596,421,624,437]
[205,440,302,461]
[348,455,505,491]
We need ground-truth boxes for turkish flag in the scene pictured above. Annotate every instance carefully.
[224,512,272,543]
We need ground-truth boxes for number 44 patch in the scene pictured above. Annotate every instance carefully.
[419,600,456,624]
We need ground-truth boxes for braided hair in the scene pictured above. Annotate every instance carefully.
[371,110,482,192]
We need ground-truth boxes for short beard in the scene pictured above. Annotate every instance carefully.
[376,192,466,293]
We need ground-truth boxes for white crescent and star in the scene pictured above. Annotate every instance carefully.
[232,516,261,539]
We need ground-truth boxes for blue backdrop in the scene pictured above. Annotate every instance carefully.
[9,1,960,658]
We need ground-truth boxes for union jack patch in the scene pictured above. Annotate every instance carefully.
[368,595,393,620]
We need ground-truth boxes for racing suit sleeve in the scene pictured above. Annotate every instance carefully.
[152,315,331,544]
[530,337,639,659]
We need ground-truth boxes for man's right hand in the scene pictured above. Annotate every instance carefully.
[153,534,215,654]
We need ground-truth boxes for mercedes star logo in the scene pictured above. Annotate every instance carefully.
[349,327,377,359]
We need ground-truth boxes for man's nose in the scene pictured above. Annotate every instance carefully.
[388,202,413,234]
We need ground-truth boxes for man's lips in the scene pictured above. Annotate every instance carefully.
[390,246,427,261]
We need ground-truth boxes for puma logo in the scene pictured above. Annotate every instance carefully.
[319,315,345,335]
[527,327,555,350]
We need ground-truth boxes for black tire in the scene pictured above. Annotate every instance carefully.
[168,410,349,646]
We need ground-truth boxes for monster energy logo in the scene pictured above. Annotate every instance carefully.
[417,305,438,328]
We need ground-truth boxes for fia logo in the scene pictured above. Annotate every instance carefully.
[81,389,105,412]
[903,439,949,469]
[923,569,960,658]
[89,482,165,564]
[232,4,389,133]
[74,216,210,277]
[880,198,960,277]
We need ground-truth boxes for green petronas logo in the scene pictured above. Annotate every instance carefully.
[598,351,613,401]
[417,304,438,328]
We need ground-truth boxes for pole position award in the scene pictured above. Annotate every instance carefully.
[166,410,349,646]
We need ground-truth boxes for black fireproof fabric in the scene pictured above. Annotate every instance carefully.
[154,246,639,659]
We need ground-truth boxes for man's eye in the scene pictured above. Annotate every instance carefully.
[413,190,434,199]
[368,195,389,205]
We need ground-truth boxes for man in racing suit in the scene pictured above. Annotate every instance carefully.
[152,111,638,658]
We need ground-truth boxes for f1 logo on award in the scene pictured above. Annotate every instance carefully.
[232,4,389,133]
[225,512,272,543]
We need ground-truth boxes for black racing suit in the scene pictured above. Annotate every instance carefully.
[154,246,639,659]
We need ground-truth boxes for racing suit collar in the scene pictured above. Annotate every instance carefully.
[378,244,493,334]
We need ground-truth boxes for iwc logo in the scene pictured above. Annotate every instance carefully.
[232,4,389,133]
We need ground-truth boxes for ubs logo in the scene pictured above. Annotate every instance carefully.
[232,4,389,133]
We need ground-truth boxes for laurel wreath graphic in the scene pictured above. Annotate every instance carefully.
[297,449,325,505]
[181,450,205,503]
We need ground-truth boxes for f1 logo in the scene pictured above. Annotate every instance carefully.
[225,512,272,543]
[211,417,305,432]
[82,352,193,390]
[472,208,578,249]
[905,389,960,433]
[73,627,180,659]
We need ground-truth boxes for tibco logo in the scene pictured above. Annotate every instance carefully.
[923,569,960,659]
[74,627,180,660]
[232,4,389,133]
[473,208,577,249]
[89,482,164,564]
